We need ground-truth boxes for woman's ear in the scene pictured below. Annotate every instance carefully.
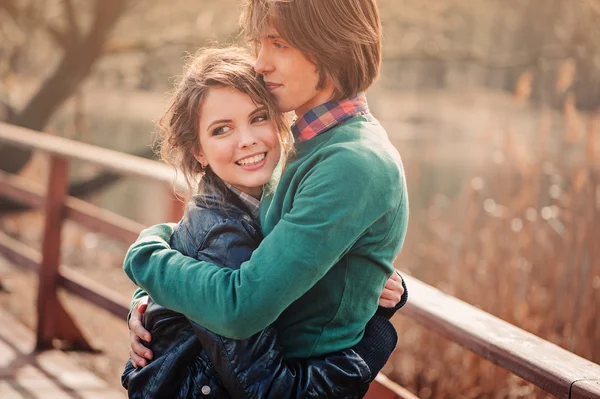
[192,148,208,169]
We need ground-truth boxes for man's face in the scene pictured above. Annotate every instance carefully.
[254,25,334,118]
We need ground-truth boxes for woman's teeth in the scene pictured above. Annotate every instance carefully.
[237,153,265,166]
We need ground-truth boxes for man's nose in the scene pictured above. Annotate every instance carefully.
[254,46,274,75]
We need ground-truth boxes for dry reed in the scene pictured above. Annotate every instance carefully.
[387,63,599,398]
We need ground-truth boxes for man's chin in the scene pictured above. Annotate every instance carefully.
[274,98,295,113]
[276,104,295,114]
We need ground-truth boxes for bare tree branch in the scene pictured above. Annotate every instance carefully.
[33,0,81,51]
[15,0,129,129]
[0,0,18,20]
[3,0,81,52]
[45,24,72,49]
[125,0,144,13]
[62,0,80,40]
[584,0,600,17]
[0,0,130,175]
[103,36,198,55]
[0,100,16,123]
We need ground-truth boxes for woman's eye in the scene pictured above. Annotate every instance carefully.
[252,113,269,123]
[273,42,287,49]
[212,126,231,136]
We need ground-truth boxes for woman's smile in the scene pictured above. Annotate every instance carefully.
[236,152,267,169]
[196,87,281,198]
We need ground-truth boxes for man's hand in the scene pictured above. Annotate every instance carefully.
[128,297,153,367]
[378,271,405,308]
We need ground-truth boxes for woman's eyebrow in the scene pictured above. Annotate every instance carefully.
[250,106,267,116]
[206,119,231,129]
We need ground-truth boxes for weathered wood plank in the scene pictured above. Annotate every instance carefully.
[571,380,600,399]
[0,307,36,354]
[0,309,125,398]
[0,231,130,320]
[0,382,22,399]
[0,230,40,273]
[0,338,17,369]
[0,169,144,244]
[365,373,419,399]
[0,170,44,208]
[402,275,600,398]
[65,196,144,244]
[0,121,185,190]
[58,267,131,320]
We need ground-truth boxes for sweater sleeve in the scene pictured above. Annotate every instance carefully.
[375,271,409,320]
[124,150,402,339]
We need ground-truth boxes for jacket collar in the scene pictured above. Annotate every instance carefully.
[194,179,258,224]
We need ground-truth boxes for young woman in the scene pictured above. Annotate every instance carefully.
[122,46,406,398]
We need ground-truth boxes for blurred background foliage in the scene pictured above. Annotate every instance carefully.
[0,1,599,397]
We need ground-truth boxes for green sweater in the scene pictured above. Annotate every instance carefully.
[124,113,408,359]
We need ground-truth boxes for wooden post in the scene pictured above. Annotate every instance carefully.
[36,155,94,351]
[364,374,418,399]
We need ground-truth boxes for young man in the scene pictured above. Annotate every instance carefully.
[125,0,409,395]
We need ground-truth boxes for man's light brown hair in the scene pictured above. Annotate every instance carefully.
[240,0,382,100]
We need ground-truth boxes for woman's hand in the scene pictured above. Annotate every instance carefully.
[378,271,405,308]
[128,296,153,367]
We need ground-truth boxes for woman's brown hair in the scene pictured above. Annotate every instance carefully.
[240,0,382,100]
[157,46,291,196]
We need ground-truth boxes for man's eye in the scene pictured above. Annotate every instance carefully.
[212,126,231,136]
[252,114,269,123]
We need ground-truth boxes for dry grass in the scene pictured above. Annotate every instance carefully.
[386,64,600,398]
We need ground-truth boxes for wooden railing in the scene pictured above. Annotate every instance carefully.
[0,121,599,399]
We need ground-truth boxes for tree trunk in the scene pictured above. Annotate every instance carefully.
[0,0,128,174]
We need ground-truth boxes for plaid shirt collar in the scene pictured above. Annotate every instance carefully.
[223,182,260,221]
[291,93,369,142]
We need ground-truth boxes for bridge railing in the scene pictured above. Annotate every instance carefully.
[0,122,598,399]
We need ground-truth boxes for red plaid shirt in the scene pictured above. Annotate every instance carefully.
[291,93,369,142]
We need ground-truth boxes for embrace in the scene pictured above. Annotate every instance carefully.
[121,0,409,397]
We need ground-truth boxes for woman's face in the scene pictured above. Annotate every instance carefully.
[196,86,281,198]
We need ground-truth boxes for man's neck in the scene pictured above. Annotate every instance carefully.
[294,87,335,118]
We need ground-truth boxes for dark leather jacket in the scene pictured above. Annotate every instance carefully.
[122,185,406,398]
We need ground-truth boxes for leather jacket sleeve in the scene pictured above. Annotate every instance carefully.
[191,322,373,399]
